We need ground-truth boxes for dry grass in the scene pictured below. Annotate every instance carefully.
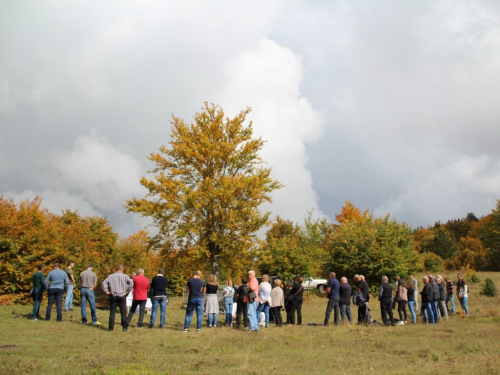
[0,272,499,375]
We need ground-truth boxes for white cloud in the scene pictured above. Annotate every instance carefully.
[219,38,327,223]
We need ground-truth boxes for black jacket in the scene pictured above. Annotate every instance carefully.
[431,280,439,301]
[421,283,433,303]
[378,282,392,301]
[438,282,446,301]
[340,283,352,305]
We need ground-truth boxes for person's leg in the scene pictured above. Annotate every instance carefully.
[346,305,353,324]
[386,300,395,325]
[462,297,469,315]
[137,300,147,327]
[81,288,88,324]
[214,313,218,327]
[127,300,139,325]
[450,294,455,313]
[414,291,419,311]
[333,299,340,325]
[64,284,74,311]
[195,298,204,330]
[243,303,248,327]
[109,295,117,330]
[264,303,270,327]
[297,302,302,325]
[439,301,448,319]
[433,301,440,322]
[402,301,407,321]
[150,298,159,327]
[380,302,388,325]
[208,313,213,326]
[160,297,167,328]
[324,298,334,325]
[32,288,42,319]
[289,302,296,325]
[408,301,416,323]
[55,289,64,321]
[236,302,242,328]
[247,300,256,329]
[422,302,428,323]
[118,296,128,329]
[398,301,403,321]
[46,289,55,321]
[184,299,195,330]
[87,290,98,323]
[339,304,346,323]
[427,302,435,323]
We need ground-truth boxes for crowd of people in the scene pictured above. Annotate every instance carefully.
[31,262,471,332]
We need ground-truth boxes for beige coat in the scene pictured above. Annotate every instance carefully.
[270,286,284,308]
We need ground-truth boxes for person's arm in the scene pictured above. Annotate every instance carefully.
[102,276,110,294]
[44,273,50,290]
[70,272,76,287]
[64,273,70,293]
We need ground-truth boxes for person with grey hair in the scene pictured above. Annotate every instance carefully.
[378,276,395,326]
[126,268,150,329]
[339,277,353,324]
[436,276,448,320]
[420,276,435,324]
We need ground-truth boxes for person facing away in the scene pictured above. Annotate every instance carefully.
[378,276,395,326]
[445,277,455,314]
[410,275,418,312]
[149,268,168,329]
[64,260,76,312]
[257,274,272,328]
[79,264,100,326]
[247,270,260,331]
[397,278,408,324]
[126,268,150,329]
[184,270,206,332]
[102,264,133,332]
[339,277,353,324]
[44,263,69,322]
[222,278,235,327]
[289,276,304,325]
[420,276,435,324]
[235,277,249,329]
[205,274,219,328]
[31,264,45,320]
[324,272,340,326]
[270,279,285,327]
[355,274,370,324]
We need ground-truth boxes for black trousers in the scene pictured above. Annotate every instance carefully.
[46,288,64,321]
[357,302,368,323]
[380,298,395,326]
[127,300,147,327]
[289,300,302,325]
[236,301,248,328]
[398,300,407,321]
[272,306,283,326]
[109,295,128,330]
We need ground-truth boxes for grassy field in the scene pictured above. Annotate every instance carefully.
[1,272,500,375]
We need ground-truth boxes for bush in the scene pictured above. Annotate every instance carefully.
[422,252,444,272]
[481,278,498,297]
[469,273,481,284]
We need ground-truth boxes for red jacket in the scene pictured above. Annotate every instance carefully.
[132,275,150,300]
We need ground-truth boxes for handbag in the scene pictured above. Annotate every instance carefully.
[286,285,303,306]
[248,290,256,303]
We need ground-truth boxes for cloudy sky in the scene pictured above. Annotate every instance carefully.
[1,0,500,237]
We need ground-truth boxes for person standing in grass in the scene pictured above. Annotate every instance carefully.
[445,277,455,314]
[102,265,133,332]
[324,272,340,326]
[126,268,150,329]
[183,270,206,332]
[270,279,284,327]
[339,277,353,324]
[289,276,304,325]
[223,278,235,327]
[235,278,249,329]
[64,261,76,312]
[205,274,219,328]
[378,276,395,326]
[257,274,272,328]
[284,281,294,324]
[397,278,408,324]
[429,275,440,322]
[79,264,100,326]
[44,263,69,322]
[456,273,470,316]
[355,274,370,323]
[31,264,45,320]
[407,280,417,324]
[436,276,448,320]
[149,268,168,329]
[410,275,418,312]
[420,276,435,324]
[247,270,260,331]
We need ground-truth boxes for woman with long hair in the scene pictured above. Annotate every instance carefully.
[270,279,284,327]
[206,274,219,327]
[407,280,417,324]
[397,278,408,323]
[456,273,470,316]
[289,276,304,325]
[256,274,272,327]
[222,278,235,327]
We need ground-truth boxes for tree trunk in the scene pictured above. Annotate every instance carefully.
[209,241,220,281]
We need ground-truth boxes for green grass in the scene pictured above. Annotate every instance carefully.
[1,272,500,375]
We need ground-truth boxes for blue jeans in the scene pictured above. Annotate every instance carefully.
[64,284,74,310]
[184,297,204,330]
[247,301,259,331]
[80,288,98,324]
[256,302,270,327]
[150,296,168,328]
[422,302,435,324]
[208,313,218,326]
[31,288,44,319]
[459,297,469,315]
[446,294,455,313]
[433,301,440,322]
[224,297,233,326]
[408,301,416,323]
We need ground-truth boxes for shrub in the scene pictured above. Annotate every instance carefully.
[481,278,498,297]
[469,273,481,284]
[422,252,444,272]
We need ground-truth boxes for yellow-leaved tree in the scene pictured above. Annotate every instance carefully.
[127,103,283,278]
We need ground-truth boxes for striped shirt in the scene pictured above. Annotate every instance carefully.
[446,281,454,295]
[102,272,133,297]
